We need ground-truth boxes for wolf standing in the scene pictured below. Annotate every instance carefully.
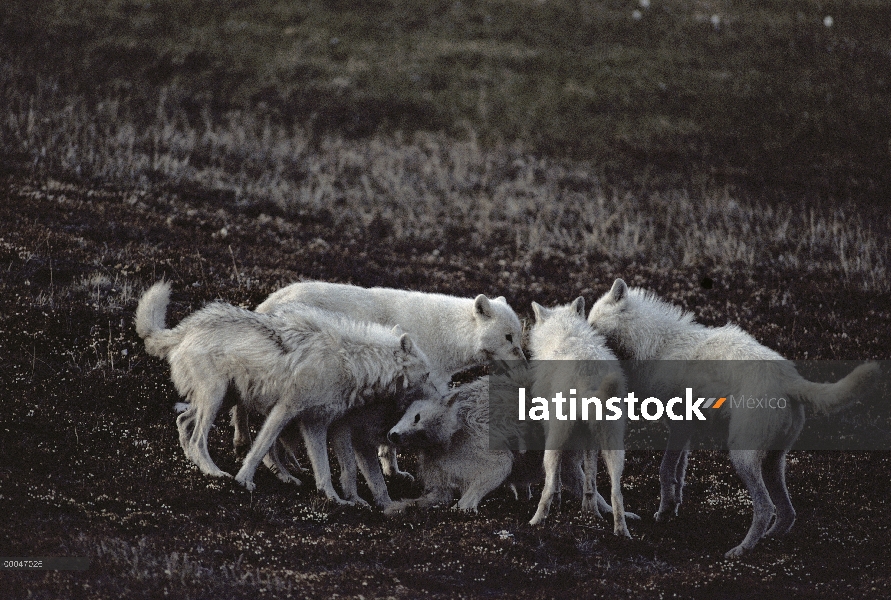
[135,281,437,503]
[526,297,633,537]
[246,281,528,483]
[587,278,878,556]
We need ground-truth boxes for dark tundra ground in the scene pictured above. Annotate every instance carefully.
[1,172,890,599]
[2,0,891,598]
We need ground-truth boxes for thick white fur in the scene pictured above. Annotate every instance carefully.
[256,281,527,377]
[384,376,624,515]
[249,280,526,488]
[587,278,879,557]
[384,377,513,513]
[135,281,437,504]
[526,297,633,537]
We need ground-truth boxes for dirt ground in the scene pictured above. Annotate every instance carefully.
[1,171,890,598]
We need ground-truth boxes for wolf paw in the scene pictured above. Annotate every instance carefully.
[765,517,795,538]
[383,502,406,515]
[206,467,233,479]
[274,471,302,486]
[389,469,415,483]
[235,476,256,491]
[529,510,547,526]
[581,495,601,516]
[724,544,749,559]
[347,496,371,509]
[614,525,632,539]
[624,511,641,521]
[654,503,678,522]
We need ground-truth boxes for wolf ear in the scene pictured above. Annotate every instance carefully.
[531,301,547,323]
[570,296,585,317]
[391,324,405,336]
[474,294,493,319]
[609,279,628,303]
[399,333,415,356]
[494,295,507,304]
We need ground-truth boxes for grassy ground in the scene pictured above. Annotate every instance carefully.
[1,174,890,598]
[2,0,890,200]
[1,0,890,598]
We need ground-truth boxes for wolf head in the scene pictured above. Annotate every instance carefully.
[585,279,633,348]
[587,278,693,360]
[392,328,450,402]
[528,296,587,357]
[387,389,462,448]
[472,294,527,364]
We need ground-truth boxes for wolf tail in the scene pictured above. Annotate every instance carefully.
[135,281,182,359]
[787,362,880,415]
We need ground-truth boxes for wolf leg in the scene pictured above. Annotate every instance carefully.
[580,449,602,517]
[354,434,393,509]
[655,424,693,522]
[328,420,363,505]
[602,448,631,538]
[186,379,231,478]
[379,444,414,482]
[456,456,512,512]
[764,450,796,537]
[230,405,250,458]
[529,449,562,525]
[384,487,453,515]
[262,422,303,485]
[725,450,774,558]
[296,418,348,504]
[234,402,296,492]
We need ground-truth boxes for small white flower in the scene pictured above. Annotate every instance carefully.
[823,15,834,28]
[639,0,650,8]
[632,9,643,20]
[711,14,721,29]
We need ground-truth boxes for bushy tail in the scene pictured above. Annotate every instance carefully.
[135,281,180,359]
[787,362,880,414]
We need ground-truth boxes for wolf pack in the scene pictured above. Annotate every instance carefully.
[135,278,877,558]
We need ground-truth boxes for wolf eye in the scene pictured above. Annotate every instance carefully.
[413,413,421,424]
[505,334,513,343]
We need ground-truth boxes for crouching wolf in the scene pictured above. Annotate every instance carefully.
[245,280,527,484]
[384,375,624,515]
[384,376,514,512]
[135,281,437,503]
[527,297,634,537]
[587,278,879,557]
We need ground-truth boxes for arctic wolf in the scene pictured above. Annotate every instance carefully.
[135,281,437,502]
[385,375,622,515]
[527,297,633,537]
[385,376,517,512]
[587,278,879,557]
[247,281,527,483]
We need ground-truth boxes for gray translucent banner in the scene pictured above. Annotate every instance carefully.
[0,557,90,570]
[487,360,889,451]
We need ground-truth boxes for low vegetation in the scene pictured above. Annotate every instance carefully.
[1,0,889,597]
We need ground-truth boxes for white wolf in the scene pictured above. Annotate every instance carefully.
[384,375,624,515]
[135,281,437,503]
[245,281,527,484]
[587,278,879,557]
[527,297,633,537]
[384,376,518,512]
